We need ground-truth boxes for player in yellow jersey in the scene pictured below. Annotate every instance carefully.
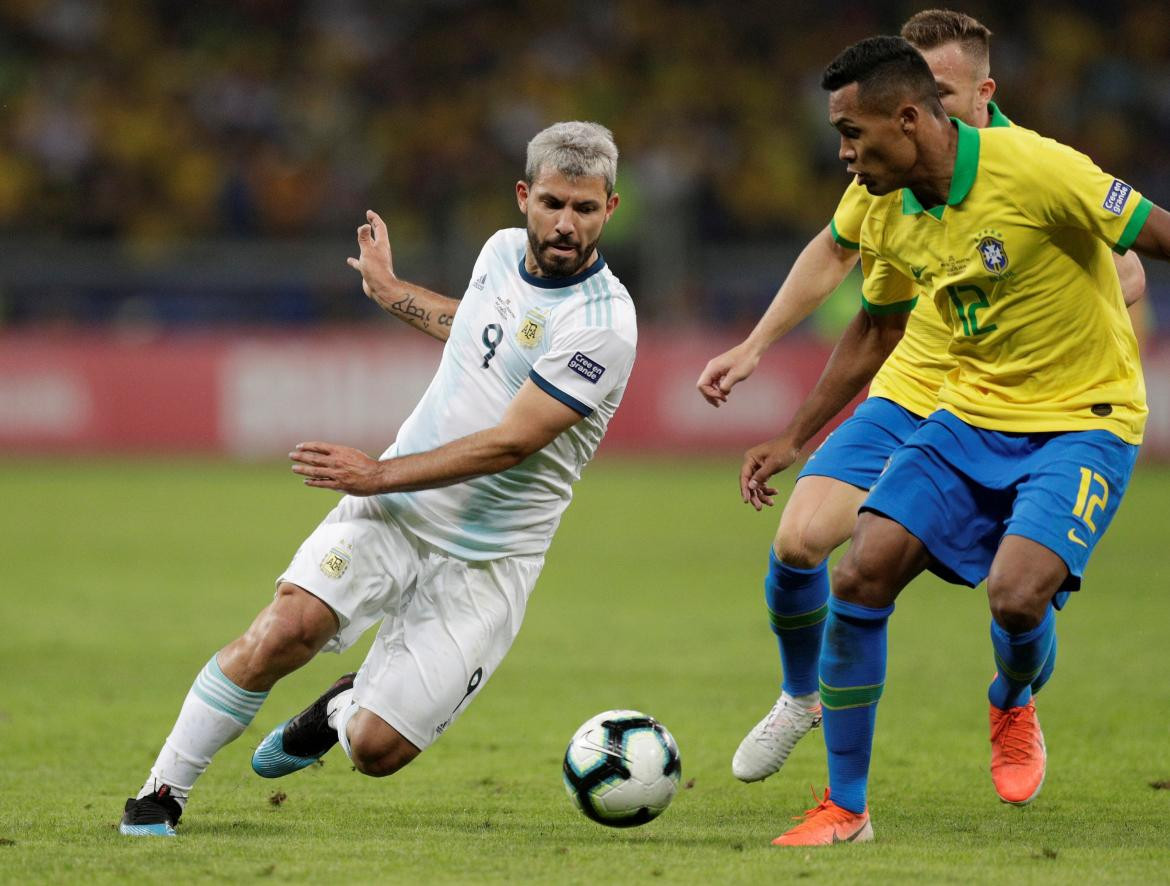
[745,34,1170,847]
[698,10,1146,785]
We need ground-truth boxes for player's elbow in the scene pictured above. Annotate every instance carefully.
[488,431,543,468]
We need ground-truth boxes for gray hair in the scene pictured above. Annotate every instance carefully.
[525,121,618,195]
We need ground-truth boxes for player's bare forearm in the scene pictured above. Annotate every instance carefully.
[346,208,459,342]
[744,227,860,353]
[697,228,859,406]
[369,280,459,342]
[289,432,526,495]
[290,380,583,495]
[784,309,903,450]
[739,308,904,509]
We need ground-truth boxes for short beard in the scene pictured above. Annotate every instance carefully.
[526,224,599,278]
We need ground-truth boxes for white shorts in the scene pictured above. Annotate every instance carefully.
[278,495,544,750]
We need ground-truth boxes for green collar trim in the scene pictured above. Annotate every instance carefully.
[987,101,1011,129]
[902,119,980,217]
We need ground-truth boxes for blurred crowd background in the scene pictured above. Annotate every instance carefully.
[3,0,1170,334]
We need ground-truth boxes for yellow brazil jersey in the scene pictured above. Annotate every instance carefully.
[859,120,1150,443]
[829,102,1013,417]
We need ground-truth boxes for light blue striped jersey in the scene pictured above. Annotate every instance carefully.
[377,228,637,560]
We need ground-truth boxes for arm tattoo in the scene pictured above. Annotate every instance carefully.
[390,293,432,329]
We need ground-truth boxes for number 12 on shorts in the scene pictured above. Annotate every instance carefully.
[1071,466,1109,535]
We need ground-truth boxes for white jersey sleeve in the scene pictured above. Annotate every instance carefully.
[531,324,636,416]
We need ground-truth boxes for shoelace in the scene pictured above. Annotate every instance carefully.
[991,706,1037,764]
[760,699,814,742]
[761,700,789,731]
[790,786,835,824]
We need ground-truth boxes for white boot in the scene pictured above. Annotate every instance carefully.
[731,691,822,782]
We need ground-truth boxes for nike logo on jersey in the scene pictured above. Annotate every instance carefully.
[1067,528,1088,548]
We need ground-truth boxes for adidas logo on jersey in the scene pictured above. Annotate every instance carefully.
[472,274,487,290]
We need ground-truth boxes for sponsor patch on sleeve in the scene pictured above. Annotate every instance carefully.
[1103,179,1133,216]
[567,351,606,383]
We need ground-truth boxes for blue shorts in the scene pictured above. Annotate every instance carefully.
[862,410,1139,593]
[797,397,925,490]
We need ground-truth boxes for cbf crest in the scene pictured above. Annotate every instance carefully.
[975,229,1008,274]
[515,308,548,348]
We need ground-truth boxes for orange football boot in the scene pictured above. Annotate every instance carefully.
[772,788,873,846]
[989,699,1046,805]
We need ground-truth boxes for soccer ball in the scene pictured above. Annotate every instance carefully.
[562,709,681,827]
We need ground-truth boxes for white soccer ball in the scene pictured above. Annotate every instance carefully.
[561,709,681,827]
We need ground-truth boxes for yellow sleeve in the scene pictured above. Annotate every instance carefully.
[829,179,872,250]
[1020,137,1153,254]
[859,252,917,314]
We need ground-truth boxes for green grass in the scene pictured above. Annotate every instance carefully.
[1,456,1168,883]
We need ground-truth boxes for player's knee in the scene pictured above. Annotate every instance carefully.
[986,566,1060,633]
[229,585,337,683]
[348,731,419,778]
[774,523,833,569]
[986,583,1049,634]
[266,583,337,650]
[830,556,893,609]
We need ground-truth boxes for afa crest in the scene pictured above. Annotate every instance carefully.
[320,545,351,579]
[976,235,1008,274]
[515,308,547,348]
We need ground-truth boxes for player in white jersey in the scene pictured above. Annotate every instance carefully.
[120,121,636,837]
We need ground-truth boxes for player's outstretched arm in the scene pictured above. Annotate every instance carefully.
[696,226,859,407]
[739,307,907,511]
[347,209,460,342]
[289,381,583,495]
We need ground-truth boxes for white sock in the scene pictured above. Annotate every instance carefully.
[786,690,821,709]
[137,655,268,806]
[328,691,358,761]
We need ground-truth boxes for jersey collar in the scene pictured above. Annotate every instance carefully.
[518,254,607,289]
[987,101,1011,128]
[901,118,980,219]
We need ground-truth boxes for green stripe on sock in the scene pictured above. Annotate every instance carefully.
[768,602,829,631]
[819,678,884,710]
[993,651,1042,685]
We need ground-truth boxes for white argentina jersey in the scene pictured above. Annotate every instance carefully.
[377,228,637,560]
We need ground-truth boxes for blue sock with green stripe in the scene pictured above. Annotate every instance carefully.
[988,606,1055,710]
[820,597,892,815]
[139,654,269,802]
[765,550,830,697]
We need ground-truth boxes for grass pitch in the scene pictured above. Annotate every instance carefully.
[1,456,1168,884]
